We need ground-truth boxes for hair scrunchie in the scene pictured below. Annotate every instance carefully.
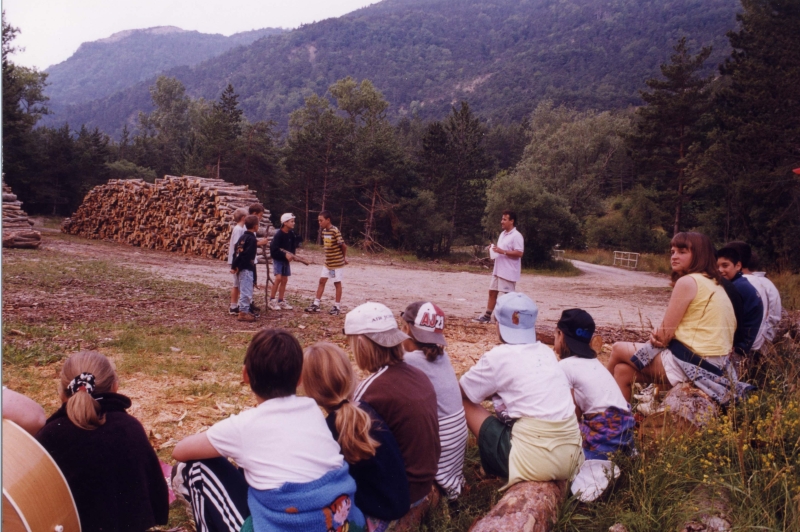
[333,398,350,411]
[67,372,96,396]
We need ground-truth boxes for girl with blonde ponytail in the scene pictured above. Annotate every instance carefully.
[302,342,410,528]
[36,351,168,532]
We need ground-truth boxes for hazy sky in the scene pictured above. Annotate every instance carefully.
[4,0,378,70]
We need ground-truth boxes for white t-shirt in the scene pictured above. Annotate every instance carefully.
[206,395,344,490]
[744,273,782,349]
[459,343,575,421]
[227,224,247,265]
[558,357,629,415]
[492,227,524,282]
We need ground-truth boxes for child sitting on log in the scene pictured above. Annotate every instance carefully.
[345,302,441,527]
[36,351,169,532]
[302,342,410,529]
[172,329,365,532]
[399,301,468,503]
[606,232,754,406]
[459,292,584,489]
[554,309,635,460]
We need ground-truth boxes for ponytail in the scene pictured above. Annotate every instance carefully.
[334,401,379,463]
[302,343,379,463]
[59,351,117,431]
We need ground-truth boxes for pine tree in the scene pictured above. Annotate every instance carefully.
[699,0,800,266]
[629,38,714,235]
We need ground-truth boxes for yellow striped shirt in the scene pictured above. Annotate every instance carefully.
[322,226,346,268]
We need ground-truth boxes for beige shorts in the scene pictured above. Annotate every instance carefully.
[489,275,516,293]
[660,350,727,386]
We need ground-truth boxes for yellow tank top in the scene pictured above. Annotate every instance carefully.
[673,273,735,357]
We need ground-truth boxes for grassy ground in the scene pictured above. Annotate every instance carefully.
[4,245,798,531]
[564,249,671,275]
[774,272,800,312]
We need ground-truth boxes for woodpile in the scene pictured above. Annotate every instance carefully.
[2,181,41,249]
[62,176,271,260]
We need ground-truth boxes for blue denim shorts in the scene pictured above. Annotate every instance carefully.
[273,259,291,277]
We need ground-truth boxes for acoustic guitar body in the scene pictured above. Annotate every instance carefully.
[2,419,81,532]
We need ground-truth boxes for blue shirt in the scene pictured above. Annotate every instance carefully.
[732,272,764,354]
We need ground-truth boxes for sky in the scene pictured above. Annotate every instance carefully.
[4,0,378,70]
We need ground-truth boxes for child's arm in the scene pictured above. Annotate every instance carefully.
[173,432,222,462]
[340,242,348,265]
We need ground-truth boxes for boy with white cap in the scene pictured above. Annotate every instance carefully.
[268,213,298,311]
[459,292,584,489]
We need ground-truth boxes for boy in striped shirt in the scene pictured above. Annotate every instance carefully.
[305,210,348,315]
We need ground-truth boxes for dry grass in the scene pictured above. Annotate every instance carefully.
[773,272,800,311]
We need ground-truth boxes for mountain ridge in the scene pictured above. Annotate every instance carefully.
[45,0,741,136]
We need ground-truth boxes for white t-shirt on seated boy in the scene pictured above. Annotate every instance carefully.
[206,395,344,490]
[559,357,629,416]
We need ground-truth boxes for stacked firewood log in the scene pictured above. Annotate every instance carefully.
[62,176,272,260]
[2,181,42,249]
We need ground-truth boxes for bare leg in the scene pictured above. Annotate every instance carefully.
[486,289,500,312]
[334,281,342,303]
[230,287,239,306]
[462,397,493,437]
[608,342,671,401]
[278,276,288,300]
[315,277,328,300]
[270,275,284,299]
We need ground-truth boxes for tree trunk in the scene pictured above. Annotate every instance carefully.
[470,481,566,532]
[363,181,378,251]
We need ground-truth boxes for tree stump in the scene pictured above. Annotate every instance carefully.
[469,480,566,532]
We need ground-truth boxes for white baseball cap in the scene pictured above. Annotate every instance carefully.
[280,213,295,224]
[344,302,409,347]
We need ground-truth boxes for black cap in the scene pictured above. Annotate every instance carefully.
[556,309,596,358]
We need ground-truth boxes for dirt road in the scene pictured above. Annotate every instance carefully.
[44,232,671,329]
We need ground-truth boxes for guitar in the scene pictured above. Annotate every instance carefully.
[2,419,81,532]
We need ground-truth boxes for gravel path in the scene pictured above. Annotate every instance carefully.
[45,233,672,329]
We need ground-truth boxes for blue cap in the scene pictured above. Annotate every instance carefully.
[495,292,538,344]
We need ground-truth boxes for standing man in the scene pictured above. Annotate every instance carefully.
[268,213,298,311]
[473,210,524,324]
[305,210,348,315]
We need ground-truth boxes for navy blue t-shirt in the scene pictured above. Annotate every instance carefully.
[326,401,410,520]
[732,272,764,354]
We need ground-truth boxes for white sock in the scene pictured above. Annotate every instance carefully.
[334,302,341,308]
[313,298,320,305]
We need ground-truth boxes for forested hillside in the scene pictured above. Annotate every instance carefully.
[51,0,739,136]
[42,26,285,110]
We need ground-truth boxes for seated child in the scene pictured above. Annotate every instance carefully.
[726,241,783,351]
[399,301,468,501]
[717,246,764,355]
[172,329,365,532]
[459,292,584,489]
[345,302,441,518]
[302,342,410,528]
[36,351,169,532]
[607,232,753,406]
[554,309,635,460]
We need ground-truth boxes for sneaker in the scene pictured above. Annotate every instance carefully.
[250,303,261,313]
[268,299,281,311]
[249,306,261,318]
[237,312,256,322]
[305,303,321,313]
[472,314,491,324]
[228,306,239,315]
[329,306,341,316]
[279,300,293,310]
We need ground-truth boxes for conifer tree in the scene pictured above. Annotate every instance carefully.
[629,38,713,235]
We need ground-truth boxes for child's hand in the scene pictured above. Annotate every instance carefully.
[257,238,269,246]
[230,268,238,274]
[285,252,294,262]
[255,284,265,290]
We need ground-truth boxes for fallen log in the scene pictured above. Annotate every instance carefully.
[470,481,566,532]
[639,383,719,442]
